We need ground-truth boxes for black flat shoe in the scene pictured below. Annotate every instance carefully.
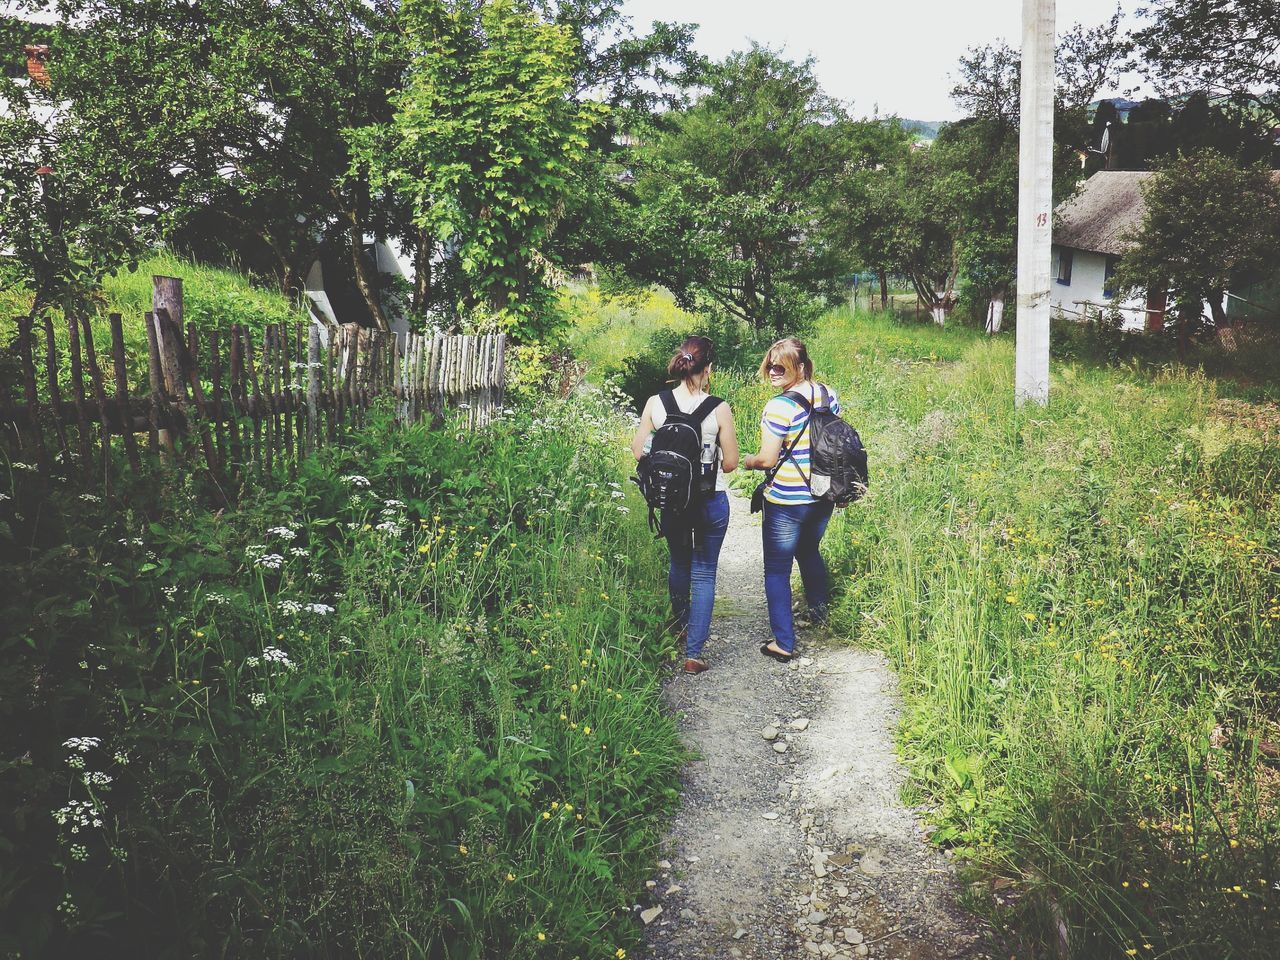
[759,643,794,663]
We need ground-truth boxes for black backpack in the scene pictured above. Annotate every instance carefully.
[783,385,868,506]
[634,390,723,537]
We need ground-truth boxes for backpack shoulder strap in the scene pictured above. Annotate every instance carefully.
[781,389,812,412]
[689,395,723,424]
[817,383,831,411]
[658,390,679,417]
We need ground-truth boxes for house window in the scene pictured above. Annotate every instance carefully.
[1056,248,1073,286]
[1103,256,1117,298]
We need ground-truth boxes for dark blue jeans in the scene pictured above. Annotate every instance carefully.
[762,499,835,654]
[666,491,730,660]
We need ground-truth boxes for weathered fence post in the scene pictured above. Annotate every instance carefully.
[307,323,320,453]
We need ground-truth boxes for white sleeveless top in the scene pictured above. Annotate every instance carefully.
[644,388,728,493]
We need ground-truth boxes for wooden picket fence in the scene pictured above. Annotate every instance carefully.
[2,291,506,494]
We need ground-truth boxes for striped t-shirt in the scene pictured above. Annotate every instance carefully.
[761,383,841,505]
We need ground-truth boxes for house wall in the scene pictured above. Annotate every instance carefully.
[1050,245,1148,330]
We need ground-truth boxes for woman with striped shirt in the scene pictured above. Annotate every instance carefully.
[742,338,840,662]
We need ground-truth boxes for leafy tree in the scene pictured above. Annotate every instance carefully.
[356,0,601,339]
[624,46,887,331]
[1114,149,1280,347]
[0,55,151,323]
[1133,0,1280,126]
[42,0,409,329]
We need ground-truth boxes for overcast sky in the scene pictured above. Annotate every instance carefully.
[621,0,1147,120]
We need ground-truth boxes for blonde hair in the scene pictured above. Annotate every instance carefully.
[758,337,813,384]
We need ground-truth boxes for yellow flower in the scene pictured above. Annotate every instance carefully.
[418,545,430,554]
[583,726,591,735]
[542,812,551,820]
[551,801,559,810]
[616,693,622,700]
[194,631,204,638]
[616,950,627,959]
[585,648,592,657]
[1004,593,1018,604]
[1229,838,1240,848]
[537,932,546,941]
[506,872,516,882]
[1122,881,1130,888]
[458,844,468,855]
[564,803,573,811]
[1023,612,1036,622]
[1126,951,1137,957]
[543,664,551,670]
[632,748,640,756]
[570,684,579,693]
[560,713,568,721]
[576,813,584,820]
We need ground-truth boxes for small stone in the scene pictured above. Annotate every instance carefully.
[800,814,815,829]
[687,855,700,863]
[640,906,663,925]
[806,910,828,925]
[733,929,747,940]
[835,885,849,898]
[645,880,657,890]
[813,862,827,879]
[843,928,864,945]
[819,944,837,957]
[790,717,811,731]
[798,656,814,666]
[762,811,780,820]
[762,726,780,741]
[804,943,823,956]
[710,634,721,641]
[680,909,696,921]
[658,860,672,870]
[666,884,682,895]
[855,945,869,957]
[774,742,789,754]
[859,849,886,877]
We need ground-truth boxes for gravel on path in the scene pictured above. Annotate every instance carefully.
[638,491,993,960]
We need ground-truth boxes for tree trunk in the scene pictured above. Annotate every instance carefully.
[878,268,888,310]
[986,294,1005,334]
[348,223,390,332]
[413,228,433,315]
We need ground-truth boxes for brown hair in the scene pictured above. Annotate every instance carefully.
[668,335,715,382]
[758,337,813,384]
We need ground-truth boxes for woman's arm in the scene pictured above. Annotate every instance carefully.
[717,404,740,473]
[630,397,655,462]
[742,431,784,471]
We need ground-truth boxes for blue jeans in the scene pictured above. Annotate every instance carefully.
[762,500,834,654]
[666,491,730,660]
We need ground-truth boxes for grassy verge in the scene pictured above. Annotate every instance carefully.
[573,297,1280,958]
[1,391,679,958]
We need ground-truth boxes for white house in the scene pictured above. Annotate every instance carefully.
[1050,171,1159,331]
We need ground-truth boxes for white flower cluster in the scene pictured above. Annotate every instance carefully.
[70,842,89,862]
[267,526,298,541]
[245,656,261,668]
[82,771,113,789]
[304,602,334,616]
[57,893,77,918]
[277,599,304,616]
[261,646,295,669]
[610,490,625,499]
[63,737,101,753]
[113,751,129,766]
[374,520,404,536]
[290,547,310,558]
[206,592,231,606]
[52,799,103,833]
[66,754,86,770]
[342,475,371,488]
[162,585,178,601]
[248,692,267,708]
[383,498,405,508]
[117,537,144,548]
[338,635,354,646]
[12,461,37,472]
[78,493,103,504]
[0,493,10,502]
[254,554,285,570]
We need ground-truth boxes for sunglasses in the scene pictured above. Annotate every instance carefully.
[766,364,787,376]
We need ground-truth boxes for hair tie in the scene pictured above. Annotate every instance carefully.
[681,353,694,361]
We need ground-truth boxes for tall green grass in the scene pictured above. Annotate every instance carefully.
[573,299,1280,958]
[1,392,680,958]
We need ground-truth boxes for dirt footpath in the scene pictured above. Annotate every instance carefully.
[639,491,992,960]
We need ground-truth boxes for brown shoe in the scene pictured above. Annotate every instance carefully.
[682,659,709,674]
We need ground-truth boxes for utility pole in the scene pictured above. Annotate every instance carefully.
[1015,0,1054,405]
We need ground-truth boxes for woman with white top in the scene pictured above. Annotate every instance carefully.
[631,336,739,674]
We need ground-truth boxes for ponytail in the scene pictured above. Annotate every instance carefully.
[668,336,715,382]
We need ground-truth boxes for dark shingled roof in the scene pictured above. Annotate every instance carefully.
[1053,171,1153,257]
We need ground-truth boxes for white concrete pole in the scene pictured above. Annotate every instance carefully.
[1015,0,1054,405]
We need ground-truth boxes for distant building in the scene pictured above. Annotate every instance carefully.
[1050,171,1156,330]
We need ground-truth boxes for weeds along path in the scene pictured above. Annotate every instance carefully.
[640,490,992,960]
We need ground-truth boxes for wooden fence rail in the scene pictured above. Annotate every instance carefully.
[2,308,506,493]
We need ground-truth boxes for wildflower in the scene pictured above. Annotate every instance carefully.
[551,802,559,810]
[255,553,285,570]
[267,526,298,541]
[303,603,335,616]
[342,475,371,488]
[616,506,630,514]
[583,726,591,735]
[245,656,261,668]
[290,547,310,558]
[261,646,295,670]
[507,872,516,881]
[570,684,578,693]
[542,811,551,820]
[1230,839,1240,849]
[12,461,36,471]
[78,493,102,504]
[1023,612,1036,622]
[616,950,627,959]
[537,932,546,941]
[63,737,101,753]
[249,693,267,708]
[458,844,468,855]
[383,499,405,508]
[1004,593,1018,604]
[610,490,625,499]
[161,585,178,601]
[278,599,304,616]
